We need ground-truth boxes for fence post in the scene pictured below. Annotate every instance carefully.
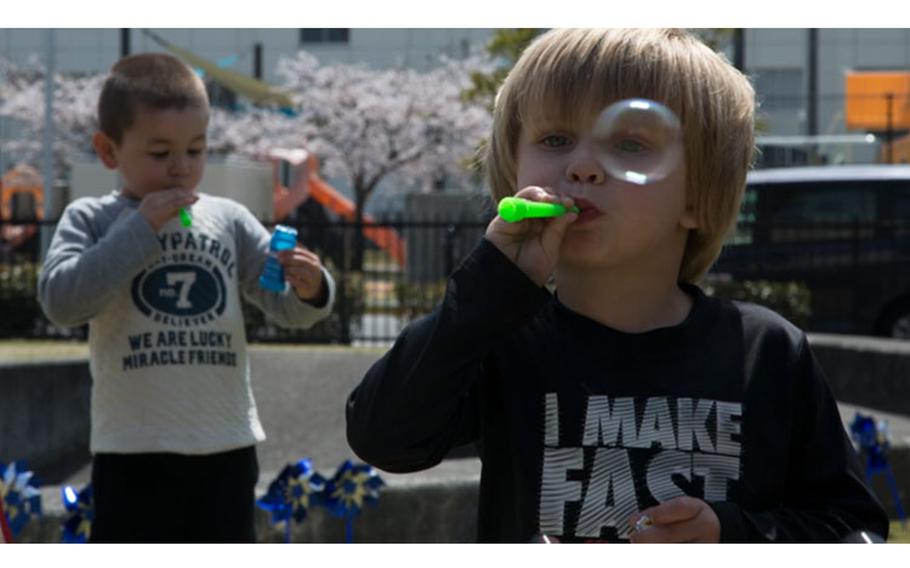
[338,221,351,345]
[443,224,457,277]
[887,92,895,165]
[852,216,861,329]
[39,30,56,263]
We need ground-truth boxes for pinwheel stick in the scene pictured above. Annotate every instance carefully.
[0,500,13,543]
[498,196,579,223]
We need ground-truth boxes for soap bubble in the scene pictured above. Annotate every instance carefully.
[592,98,683,185]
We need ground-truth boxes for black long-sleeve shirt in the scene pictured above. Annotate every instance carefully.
[346,238,889,542]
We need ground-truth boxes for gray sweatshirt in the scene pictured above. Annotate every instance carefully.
[38,190,336,455]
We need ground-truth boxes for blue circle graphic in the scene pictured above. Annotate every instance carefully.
[138,264,221,317]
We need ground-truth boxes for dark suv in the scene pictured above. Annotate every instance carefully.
[712,165,910,339]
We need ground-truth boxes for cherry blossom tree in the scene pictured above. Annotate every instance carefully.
[2,50,494,220]
[213,50,495,217]
[0,58,103,176]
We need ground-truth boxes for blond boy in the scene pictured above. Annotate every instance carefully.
[346,29,887,543]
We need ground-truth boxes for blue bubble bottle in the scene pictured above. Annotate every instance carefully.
[259,225,298,292]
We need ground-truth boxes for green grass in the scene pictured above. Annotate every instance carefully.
[0,339,386,363]
[0,339,89,363]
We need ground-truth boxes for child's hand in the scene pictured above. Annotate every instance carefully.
[278,246,327,305]
[485,186,577,287]
[628,496,720,543]
[137,188,198,232]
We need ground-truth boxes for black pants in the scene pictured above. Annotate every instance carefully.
[89,445,259,543]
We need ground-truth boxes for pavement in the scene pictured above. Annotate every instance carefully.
[52,345,908,508]
[29,344,482,542]
[9,342,908,542]
[57,344,483,497]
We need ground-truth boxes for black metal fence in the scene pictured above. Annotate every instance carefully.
[0,217,488,345]
[4,216,910,343]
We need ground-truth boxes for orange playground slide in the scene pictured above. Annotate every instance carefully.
[271,150,406,268]
[0,164,42,250]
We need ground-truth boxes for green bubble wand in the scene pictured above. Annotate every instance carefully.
[497,196,580,223]
[178,207,192,228]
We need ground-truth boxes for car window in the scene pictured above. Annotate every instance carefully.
[730,187,757,245]
[768,184,875,223]
[764,183,876,243]
[887,186,910,237]
[889,186,910,219]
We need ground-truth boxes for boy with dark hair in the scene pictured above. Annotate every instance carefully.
[39,53,335,542]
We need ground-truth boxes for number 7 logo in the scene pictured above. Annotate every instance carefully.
[167,271,198,309]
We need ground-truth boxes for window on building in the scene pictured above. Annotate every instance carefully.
[300,29,350,44]
[753,68,804,111]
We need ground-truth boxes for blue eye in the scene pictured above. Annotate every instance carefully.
[616,139,648,153]
[541,134,571,148]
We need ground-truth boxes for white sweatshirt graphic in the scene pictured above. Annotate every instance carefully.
[39,191,335,455]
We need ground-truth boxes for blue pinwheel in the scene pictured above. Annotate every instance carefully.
[323,460,384,543]
[851,413,906,525]
[61,484,93,543]
[0,461,43,538]
[257,459,326,543]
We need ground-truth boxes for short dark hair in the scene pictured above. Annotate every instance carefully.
[98,53,209,144]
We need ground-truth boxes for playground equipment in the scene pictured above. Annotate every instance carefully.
[2,150,407,269]
[0,164,43,252]
[142,29,296,110]
[3,34,406,267]
[143,33,405,267]
[269,148,406,268]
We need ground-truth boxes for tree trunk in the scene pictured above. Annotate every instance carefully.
[352,187,368,272]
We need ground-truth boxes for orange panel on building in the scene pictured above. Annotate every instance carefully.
[844,71,910,130]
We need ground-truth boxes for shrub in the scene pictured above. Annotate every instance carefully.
[701,276,812,330]
[394,275,813,332]
[0,261,40,337]
[394,279,448,322]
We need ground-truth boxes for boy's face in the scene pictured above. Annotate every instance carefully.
[515,108,697,272]
[93,105,209,200]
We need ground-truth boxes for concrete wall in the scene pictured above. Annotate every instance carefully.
[3,335,909,541]
[4,334,908,480]
[0,358,91,484]
[810,334,910,416]
[0,29,495,80]
[69,158,274,221]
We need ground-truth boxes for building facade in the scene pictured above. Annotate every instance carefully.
[4,28,910,174]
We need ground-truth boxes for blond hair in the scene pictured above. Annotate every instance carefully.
[485,28,755,283]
